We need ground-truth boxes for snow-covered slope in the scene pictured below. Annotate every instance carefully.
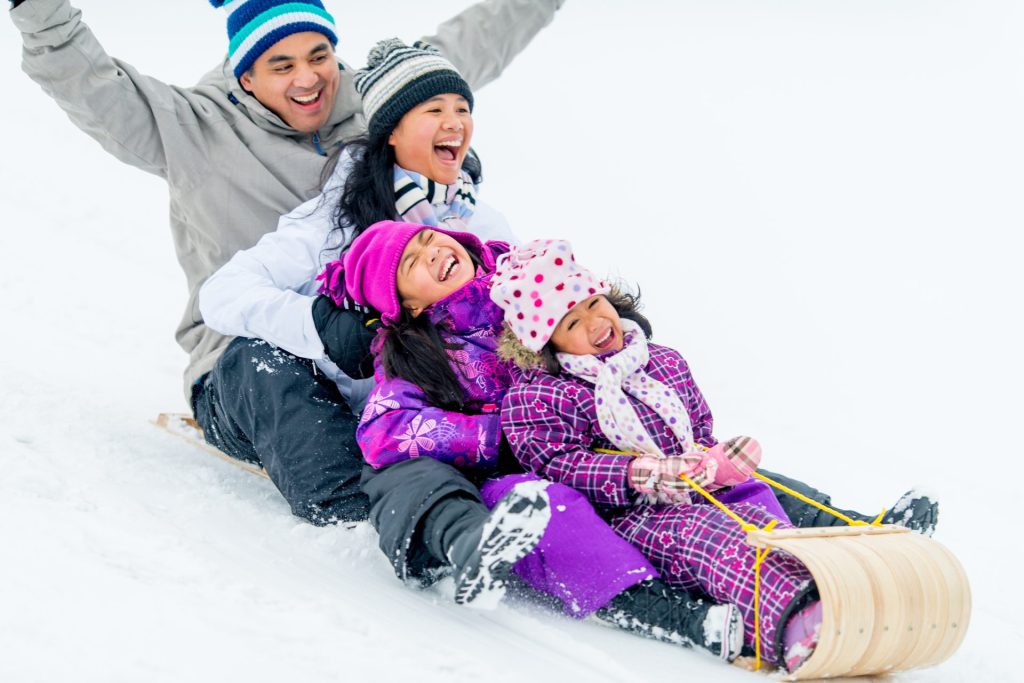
[1,1,1021,681]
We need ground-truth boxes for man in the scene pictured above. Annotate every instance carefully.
[8,0,566,525]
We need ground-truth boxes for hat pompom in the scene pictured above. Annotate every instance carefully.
[366,38,405,69]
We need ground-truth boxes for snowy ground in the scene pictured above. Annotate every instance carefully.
[1,1,1022,681]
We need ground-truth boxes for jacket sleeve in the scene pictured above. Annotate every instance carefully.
[501,380,636,507]
[199,188,338,360]
[421,0,564,91]
[357,363,503,471]
[12,0,199,177]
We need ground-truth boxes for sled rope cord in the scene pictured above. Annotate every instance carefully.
[593,444,966,679]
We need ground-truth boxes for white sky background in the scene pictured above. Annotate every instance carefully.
[0,1,1022,680]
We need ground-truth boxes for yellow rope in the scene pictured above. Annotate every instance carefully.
[594,446,885,669]
[752,542,772,670]
[678,472,758,532]
[750,472,887,527]
[596,447,875,528]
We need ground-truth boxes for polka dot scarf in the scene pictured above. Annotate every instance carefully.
[557,319,695,456]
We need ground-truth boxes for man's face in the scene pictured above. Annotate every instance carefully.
[239,31,340,134]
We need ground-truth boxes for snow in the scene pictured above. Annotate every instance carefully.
[1,1,1022,681]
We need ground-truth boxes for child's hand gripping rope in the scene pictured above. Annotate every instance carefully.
[627,436,763,504]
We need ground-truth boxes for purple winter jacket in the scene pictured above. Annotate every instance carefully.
[356,242,513,471]
[501,340,717,512]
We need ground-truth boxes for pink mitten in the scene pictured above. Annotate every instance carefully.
[702,436,762,487]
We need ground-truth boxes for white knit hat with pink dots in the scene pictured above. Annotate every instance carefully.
[489,239,610,352]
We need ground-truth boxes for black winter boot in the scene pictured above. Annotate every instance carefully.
[882,489,939,536]
[448,480,552,608]
[591,579,744,662]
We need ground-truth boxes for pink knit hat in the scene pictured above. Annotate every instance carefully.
[489,239,609,352]
[317,220,484,325]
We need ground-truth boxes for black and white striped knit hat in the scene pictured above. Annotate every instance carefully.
[355,39,474,136]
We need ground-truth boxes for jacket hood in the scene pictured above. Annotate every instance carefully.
[196,57,364,142]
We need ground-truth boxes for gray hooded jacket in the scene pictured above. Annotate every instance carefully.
[11,0,563,398]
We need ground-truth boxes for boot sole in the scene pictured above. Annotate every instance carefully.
[454,480,552,609]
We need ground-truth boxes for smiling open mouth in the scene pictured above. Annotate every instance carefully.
[593,327,614,350]
[291,90,322,106]
[438,254,460,282]
[434,138,462,163]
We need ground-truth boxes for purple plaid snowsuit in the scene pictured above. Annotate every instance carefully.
[501,344,815,662]
[356,255,657,616]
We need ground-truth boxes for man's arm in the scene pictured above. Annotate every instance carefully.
[11,0,196,177]
[422,0,565,91]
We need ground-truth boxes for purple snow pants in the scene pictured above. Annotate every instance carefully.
[715,477,792,524]
[612,496,813,664]
[481,473,656,617]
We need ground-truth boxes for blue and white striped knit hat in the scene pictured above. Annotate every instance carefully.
[209,0,339,79]
[355,39,473,136]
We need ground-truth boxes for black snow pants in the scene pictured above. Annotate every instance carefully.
[759,468,878,528]
[361,457,491,584]
[192,337,370,525]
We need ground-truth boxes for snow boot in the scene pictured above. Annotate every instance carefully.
[448,480,552,609]
[882,489,939,536]
[591,579,744,662]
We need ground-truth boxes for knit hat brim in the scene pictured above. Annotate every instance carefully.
[367,71,474,136]
[342,220,485,325]
[213,0,339,79]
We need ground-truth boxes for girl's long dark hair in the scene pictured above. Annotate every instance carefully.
[320,132,483,254]
[377,311,467,410]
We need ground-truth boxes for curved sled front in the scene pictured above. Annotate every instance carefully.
[745,525,970,680]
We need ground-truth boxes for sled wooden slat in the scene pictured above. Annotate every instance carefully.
[153,413,270,480]
[746,524,970,680]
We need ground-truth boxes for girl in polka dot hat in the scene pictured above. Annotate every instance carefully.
[492,238,828,671]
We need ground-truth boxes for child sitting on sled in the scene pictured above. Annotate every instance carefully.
[490,239,829,669]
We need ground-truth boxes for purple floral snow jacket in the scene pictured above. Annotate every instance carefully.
[501,344,716,511]
[356,242,513,471]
